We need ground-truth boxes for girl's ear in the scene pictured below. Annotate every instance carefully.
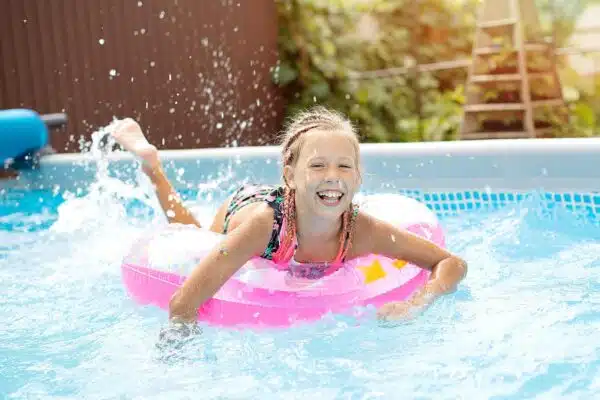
[283,165,296,189]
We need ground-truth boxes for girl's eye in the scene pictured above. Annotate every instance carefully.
[340,164,352,169]
[310,163,324,168]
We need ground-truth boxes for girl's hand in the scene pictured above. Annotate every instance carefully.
[377,257,466,322]
[358,212,468,319]
[156,320,202,351]
[377,301,419,321]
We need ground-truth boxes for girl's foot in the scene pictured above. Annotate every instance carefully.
[111,118,160,172]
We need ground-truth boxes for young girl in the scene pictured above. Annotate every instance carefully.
[111,106,467,329]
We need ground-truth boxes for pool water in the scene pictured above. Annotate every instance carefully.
[2,168,600,399]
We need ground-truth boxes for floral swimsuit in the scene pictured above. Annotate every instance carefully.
[223,184,286,260]
[222,184,358,279]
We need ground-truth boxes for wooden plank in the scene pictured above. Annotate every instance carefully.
[471,72,549,82]
[471,74,521,82]
[477,18,517,29]
[464,103,525,112]
[474,43,548,55]
[347,46,599,80]
[512,0,535,138]
[531,99,564,108]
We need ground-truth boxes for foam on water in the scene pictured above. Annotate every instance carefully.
[2,135,600,398]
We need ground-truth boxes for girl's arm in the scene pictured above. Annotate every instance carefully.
[168,205,275,322]
[145,165,202,227]
[361,213,468,319]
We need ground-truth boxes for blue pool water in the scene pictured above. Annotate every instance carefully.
[2,170,600,399]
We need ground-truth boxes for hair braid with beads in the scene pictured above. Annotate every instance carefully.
[276,106,361,261]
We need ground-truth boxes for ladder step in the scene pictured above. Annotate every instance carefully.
[470,72,551,83]
[461,131,531,140]
[474,43,548,55]
[465,103,525,112]
[464,99,563,113]
[477,19,518,29]
[532,99,564,108]
[471,74,521,82]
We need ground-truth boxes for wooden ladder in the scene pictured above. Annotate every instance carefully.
[460,0,566,140]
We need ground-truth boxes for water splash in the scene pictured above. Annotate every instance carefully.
[50,121,160,234]
[4,134,600,398]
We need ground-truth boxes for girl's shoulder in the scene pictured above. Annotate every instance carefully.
[225,200,276,236]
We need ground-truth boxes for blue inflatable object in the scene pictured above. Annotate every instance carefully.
[0,109,50,167]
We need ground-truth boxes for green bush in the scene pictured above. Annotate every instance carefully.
[274,0,600,141]
[273,0,476,142]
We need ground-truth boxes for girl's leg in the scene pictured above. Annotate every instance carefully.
[111,118,201,227]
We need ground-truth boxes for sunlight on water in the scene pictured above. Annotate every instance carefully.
[2,140,600,398]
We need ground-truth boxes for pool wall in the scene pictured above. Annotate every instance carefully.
[2,138,600,217]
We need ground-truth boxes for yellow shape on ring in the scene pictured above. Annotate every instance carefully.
[393,259,408,269]
[358,259,387,283]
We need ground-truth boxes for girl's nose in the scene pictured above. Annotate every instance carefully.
[324,167,341,184]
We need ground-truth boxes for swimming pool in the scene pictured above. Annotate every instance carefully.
[2,138,600,398]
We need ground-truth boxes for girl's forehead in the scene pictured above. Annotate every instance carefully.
[298,130,357,158]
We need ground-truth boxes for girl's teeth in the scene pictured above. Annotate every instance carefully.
[320,191,341,198]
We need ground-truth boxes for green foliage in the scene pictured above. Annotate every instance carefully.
[273,0,476,142]
[274,0,600,141]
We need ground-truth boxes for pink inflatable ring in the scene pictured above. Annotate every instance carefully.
[121,194,446,329]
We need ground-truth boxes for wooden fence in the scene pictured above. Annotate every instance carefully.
[0,0,285,152]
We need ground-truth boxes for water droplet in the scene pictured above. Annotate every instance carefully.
[98,38,105,45]
[109,69,117,77]
[137,1,143,6]
[216,123,223,129]
[159,10,166,19]
[150,61,155,67]
[140,28,146,35]
[169,108,175,114]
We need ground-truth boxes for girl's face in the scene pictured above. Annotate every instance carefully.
[284,129,361,219]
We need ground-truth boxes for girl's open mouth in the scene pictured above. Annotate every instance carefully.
[317,190,344,206]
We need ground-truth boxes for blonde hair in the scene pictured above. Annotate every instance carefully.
[275,106,361,262]
[280,106,360,168]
